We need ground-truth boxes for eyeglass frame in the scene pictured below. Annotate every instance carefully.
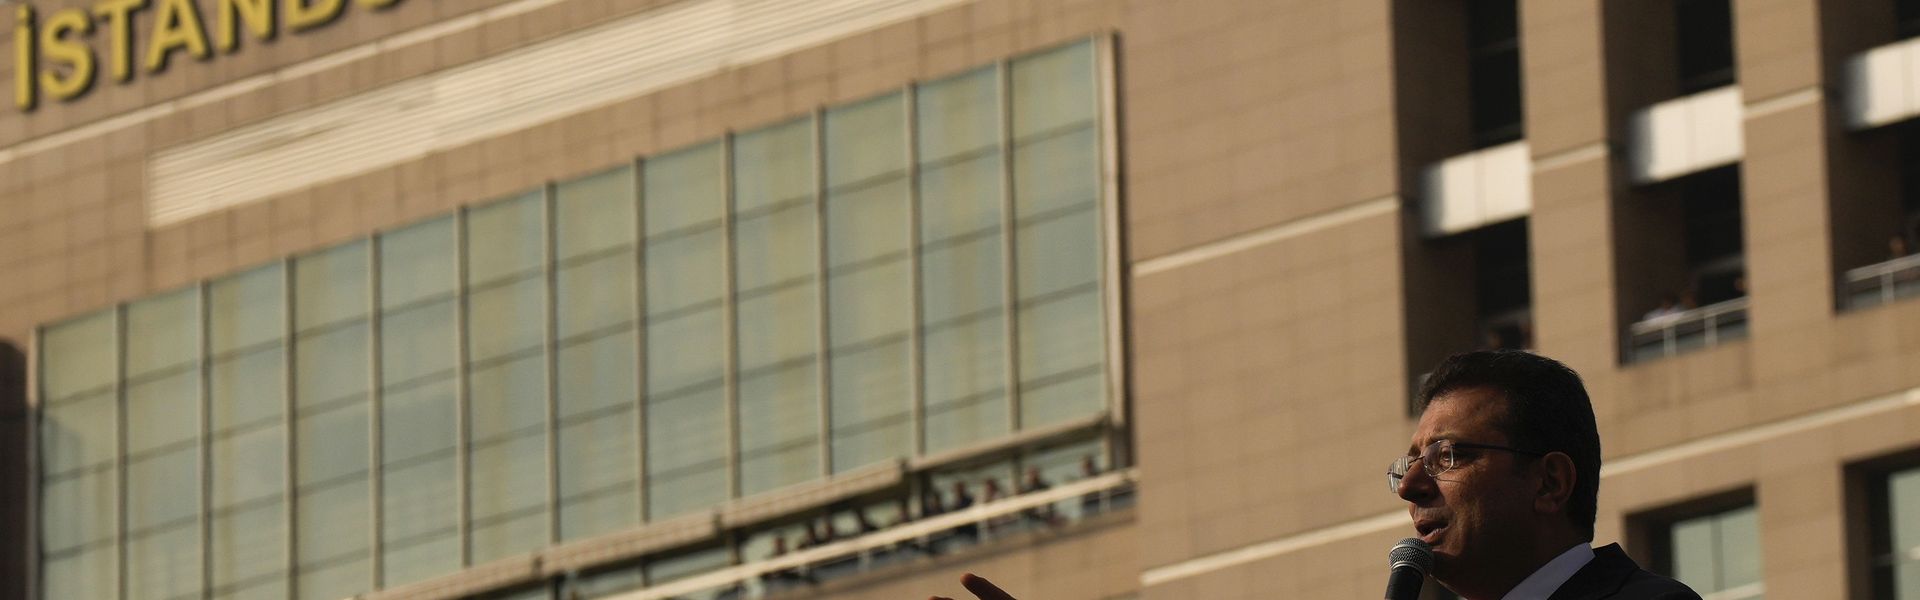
[1387,439,1548,493]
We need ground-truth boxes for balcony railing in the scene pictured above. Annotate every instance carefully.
[1841,253,1920,310]
[1626,297,1750,362]
[599,470,1139,600]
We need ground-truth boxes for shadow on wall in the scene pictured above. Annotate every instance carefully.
[0,340,25,600]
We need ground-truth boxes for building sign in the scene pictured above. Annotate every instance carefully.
[12,0,401,111]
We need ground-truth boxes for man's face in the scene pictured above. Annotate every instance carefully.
[1396,387,1538,582]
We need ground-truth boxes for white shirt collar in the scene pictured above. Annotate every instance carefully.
[1499,543,1594,600]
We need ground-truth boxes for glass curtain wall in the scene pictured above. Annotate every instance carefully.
[35,38,1110,599]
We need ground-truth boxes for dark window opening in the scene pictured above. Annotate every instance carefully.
[1676,0,1736,94]
[1900,0,1920,39]
[1681,166,1747,305]
[1469,0,1524,147]
[1473,219,1532,350]
[1861,460,1920,598]
[1898,124,1920,247]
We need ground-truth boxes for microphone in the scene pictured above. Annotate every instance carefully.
[1385,537,1433,600]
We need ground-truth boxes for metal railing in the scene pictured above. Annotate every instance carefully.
[601,470,1139,600]
[1626,297,1750,362]
[1841,253,1920,310]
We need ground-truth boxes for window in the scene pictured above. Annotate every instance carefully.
[1640,501,1764,599]
[1865,463,1920,598]
[1901,0,1920,39]
[1624,165,1749,362]
[1676,0,1736,94]
[32,38,1116,599]
[1468,0,1523,147]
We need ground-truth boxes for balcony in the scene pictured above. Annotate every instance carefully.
[1629,86,1744,184]
[1420,141,1532,237]
[1626,297,1750,363]
[1841,253,1920,310]
[1846,36,1920,129]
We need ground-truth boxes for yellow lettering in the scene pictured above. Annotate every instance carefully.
[357,0,402,8]
[93,0,148,83]
[284,0,344,32]
[217,0,275,53]
[145,0,210,72]
[39,9,95,102]
[13,5,35,111]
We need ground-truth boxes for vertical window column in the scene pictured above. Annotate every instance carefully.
[732,119,823,495]
[122,289,203,600]
[464,193,554,562]
[644,143,730,519]
[1010,42,1109,430]
[917,67,1009,455]
[1663,505,1763,599]
[554,166,642,539]
[377,217,462,585]
[825,94,914,472]
[207,265,290,599]
[38,311,120,600]
[290,243,374,598]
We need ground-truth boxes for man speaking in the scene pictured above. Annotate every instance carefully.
[933,351,1702,600]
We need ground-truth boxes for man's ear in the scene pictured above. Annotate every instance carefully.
[1533,451,1577,515]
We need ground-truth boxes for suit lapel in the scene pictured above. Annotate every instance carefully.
[1544,544,1635,600]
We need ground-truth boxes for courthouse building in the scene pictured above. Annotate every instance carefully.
[2,0,1920,599]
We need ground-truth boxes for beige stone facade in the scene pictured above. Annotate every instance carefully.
[4,0,1920,599]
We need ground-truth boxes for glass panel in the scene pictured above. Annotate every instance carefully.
[557,253,637,340]
[644,229,725,315]
[1895,468,1920,566]
[210,347,284,432]
[558,407,639,541]
[40,391,116,475]
[40,468,115,551]
[738,363,819,496]
[825,180,910,268]
[43,547,116,600]
[557,332,637,420]
[379,216,457,309]
[470,429,549,562]
[294,241,370,332]
[128,524,202,600]
[126,287,200,379]
[1718,506,1762,588]
[556,165,637,261]
[126,448,198,533]
[829,341,910,472]
[467,276,545,364]
[733,117,815,213]
[737,284,816,377]
[1010,41,1097,140]
[468,354,546,444]
[923,318,1008,454]
[645,387,727,520]
[824,93,906,188]
[380,377,457,467]
[381,378,459,586]
[1017,290,1106,428]
[126,370,199,455]
[1671,514,1719,591]
[827,262,912,346]
[294,324,370,408]
[298,558,371,600]
[297,478,371,563]
[209,264,285,354]
[734,203,816,294]
[211,502,285,589]
[1014,206,1100,298]
[918,67,1001,162]
[646,310,724,396]
[211,425,284,509]
[40,309,116,401]
[380,299,456,386]
[295,401,369,486]
[643,142,725,236]
[466,192,545,286]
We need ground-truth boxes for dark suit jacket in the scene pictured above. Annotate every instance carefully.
[1545,544,1702,600]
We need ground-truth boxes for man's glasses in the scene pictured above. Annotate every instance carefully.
[1387,439,1546,492]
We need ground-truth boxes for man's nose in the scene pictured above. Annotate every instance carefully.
[1396,464,1436,502]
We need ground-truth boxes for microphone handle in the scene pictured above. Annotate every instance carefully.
[1384,565,1424,600]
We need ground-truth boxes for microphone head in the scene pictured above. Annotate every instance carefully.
[1388,537,1434,574]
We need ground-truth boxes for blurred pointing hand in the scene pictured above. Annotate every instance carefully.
[928,573,1019,600]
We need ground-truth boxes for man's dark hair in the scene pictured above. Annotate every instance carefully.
[1416,350,1601,539]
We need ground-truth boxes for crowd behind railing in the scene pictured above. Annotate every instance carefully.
[574,459,1138,600]
[1842,232,1920,309]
